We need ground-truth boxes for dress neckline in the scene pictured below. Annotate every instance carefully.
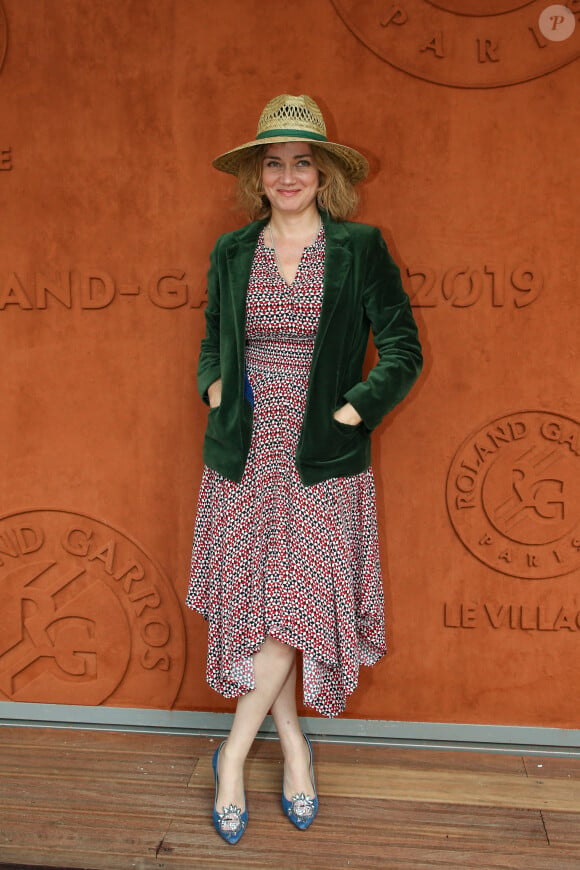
[260,224,325,289]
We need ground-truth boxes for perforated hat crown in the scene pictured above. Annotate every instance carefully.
[212,94,368,183]
[256,94,327,139]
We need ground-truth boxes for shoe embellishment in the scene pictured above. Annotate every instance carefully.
[287,793,316,820]
[216,804,246,835]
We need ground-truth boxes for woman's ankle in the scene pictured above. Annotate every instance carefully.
[219,738,249,769]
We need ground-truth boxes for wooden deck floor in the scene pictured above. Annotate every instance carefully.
[1,726,580,869]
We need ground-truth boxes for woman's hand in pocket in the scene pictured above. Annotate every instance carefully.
[208,378,222,409]
[333,403,362,427]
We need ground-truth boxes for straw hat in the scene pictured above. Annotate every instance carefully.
[212,94,369,184]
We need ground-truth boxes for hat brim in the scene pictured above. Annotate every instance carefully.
[212,136,369,184]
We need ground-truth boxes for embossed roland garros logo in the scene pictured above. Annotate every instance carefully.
[0,510,186,706]
[446,411,580,578]
[330,0,580,88]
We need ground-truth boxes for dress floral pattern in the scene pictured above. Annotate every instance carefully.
[187,226,386,717]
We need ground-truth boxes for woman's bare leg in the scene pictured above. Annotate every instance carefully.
[215,636,296,812]
[271,659,315,799]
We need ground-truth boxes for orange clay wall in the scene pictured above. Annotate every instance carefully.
[0,0,579,727]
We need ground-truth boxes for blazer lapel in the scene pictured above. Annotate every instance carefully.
[223,221,265,355]
[310,216,352,369]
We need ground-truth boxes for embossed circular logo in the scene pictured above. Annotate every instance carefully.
[0,510,186,705]
[330,0,580,88]
[446,411,580,578]
[0,2,7,75]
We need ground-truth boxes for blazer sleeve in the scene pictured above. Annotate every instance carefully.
[344,228,423,431]
[197,238,222,405]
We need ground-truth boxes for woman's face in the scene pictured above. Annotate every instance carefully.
[261,142,319,217]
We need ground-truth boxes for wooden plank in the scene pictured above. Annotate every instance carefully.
[0,774,198,821]
[542,811,580,849]
[0,798,565,870]
[2,726,580,869]
[0,846,161,870]
[0,745,194,785]
[190,756,580,812]
[318,762,580,812]
[523,755,580,781]
[158,794,557,869]
[0,807,167,870]
[207,737,530,776]
[0,727,538,774]
[0,725,200,758]
[307,743,529,776]
[154,838,580,870]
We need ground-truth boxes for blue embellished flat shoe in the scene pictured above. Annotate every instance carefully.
[281,734,319,830]
[212,742,248,845]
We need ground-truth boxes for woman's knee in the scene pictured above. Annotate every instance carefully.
[261,636,296,664]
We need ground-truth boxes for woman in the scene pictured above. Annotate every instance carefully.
[186,94,422,844]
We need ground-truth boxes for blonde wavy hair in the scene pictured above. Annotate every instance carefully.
[236,144,359,221]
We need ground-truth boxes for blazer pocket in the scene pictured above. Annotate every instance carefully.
[331,415,362,435]
[205,404,222,437]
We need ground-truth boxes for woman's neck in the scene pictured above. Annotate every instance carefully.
[268,207,321,243]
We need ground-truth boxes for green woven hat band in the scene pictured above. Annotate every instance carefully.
[255,128,328,142]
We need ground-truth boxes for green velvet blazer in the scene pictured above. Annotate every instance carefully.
[197,213,423,486]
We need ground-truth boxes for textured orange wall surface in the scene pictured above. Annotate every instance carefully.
[0,0,579,726]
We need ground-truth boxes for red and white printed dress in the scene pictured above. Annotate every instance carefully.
[186,225,386,717]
